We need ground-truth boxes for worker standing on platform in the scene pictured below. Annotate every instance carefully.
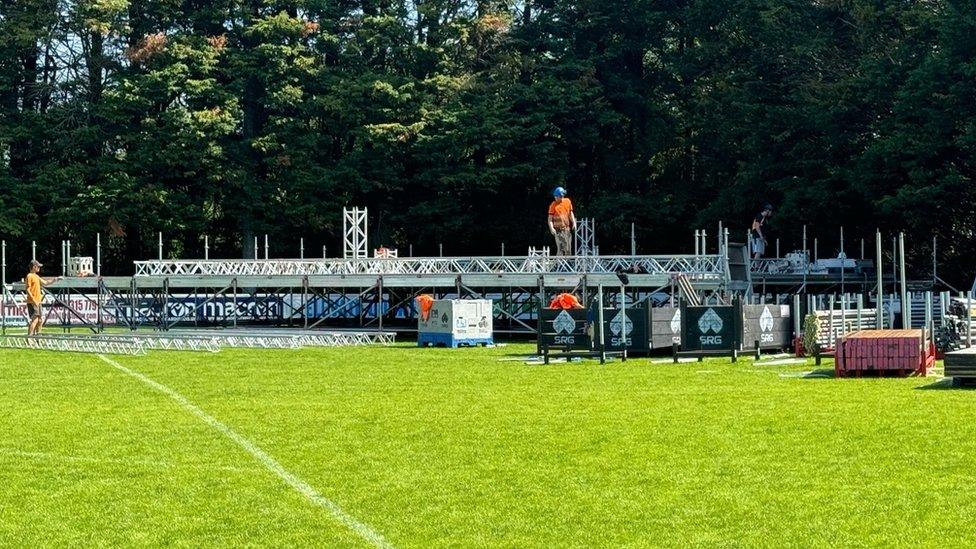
[548,187,577,256]
[750,204,773,259]
[25,260,58,336]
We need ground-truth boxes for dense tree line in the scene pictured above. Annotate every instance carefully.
[0,1,974,285]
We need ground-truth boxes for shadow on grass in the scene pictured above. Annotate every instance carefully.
[778,368,835,380]
[915,377,976,391]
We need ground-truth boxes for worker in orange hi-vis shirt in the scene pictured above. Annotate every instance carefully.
[415,294,435,321]
[547,187,577,256]
[25,259,60,336]
[548,293,584,310]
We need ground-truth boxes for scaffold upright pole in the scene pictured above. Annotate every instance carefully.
[876,230,883,329]
[899,232,909,325]
[620,282,627,361]
[1,240,6,335]
[630,223,636,256]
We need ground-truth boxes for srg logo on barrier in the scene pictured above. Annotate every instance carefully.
[670,309,681,343]
[540,308,590,349]
[759,306,775,343]
[681,302,740,352]
[698,308,724,345]
[553,310,576,334]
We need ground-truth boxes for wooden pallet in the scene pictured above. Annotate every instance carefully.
[835,329,934,377]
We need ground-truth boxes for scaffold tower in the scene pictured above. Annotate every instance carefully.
[343,207,368,259]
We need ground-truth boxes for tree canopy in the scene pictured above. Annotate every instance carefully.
[1,1,974,284]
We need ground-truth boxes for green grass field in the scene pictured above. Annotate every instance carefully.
[1,343,975,547]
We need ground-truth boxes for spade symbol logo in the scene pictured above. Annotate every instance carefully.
[698,308,723,334]
[759,306,774,332]
[670,309,681,334]
[609,311,633,337]
[553,310,576,334]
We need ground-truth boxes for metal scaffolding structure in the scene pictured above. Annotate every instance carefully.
[343,207,368,259]
[0,334,148,355]
[0,329,395,354]
[2,222,920,339]
[166,329,397,348]
[575,219,596,256]
[132,255,726,279]
[117,333,222,352]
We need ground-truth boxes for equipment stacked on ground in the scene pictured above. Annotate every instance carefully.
[944,347,976,384]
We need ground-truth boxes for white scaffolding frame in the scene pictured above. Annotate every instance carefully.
[165,329,396,349]
[120,334,222,352]
[343,207,368,259]
[575,218,596,256]
[133,255,726,280]
[0,335,148,355]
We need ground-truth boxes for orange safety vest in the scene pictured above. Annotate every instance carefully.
[416,294,435,320]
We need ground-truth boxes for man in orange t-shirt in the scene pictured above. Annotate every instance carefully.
[25,260,59,336]
[547,187,577,256]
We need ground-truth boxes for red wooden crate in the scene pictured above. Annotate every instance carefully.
[835,329,933,377]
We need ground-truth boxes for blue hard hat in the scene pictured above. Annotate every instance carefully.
[553,186,567,198]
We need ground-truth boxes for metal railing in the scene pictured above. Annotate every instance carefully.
[133,255,727,279]
[750,258,794,275]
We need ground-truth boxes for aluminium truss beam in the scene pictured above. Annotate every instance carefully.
[575,218,596,256]
[168,329,396,348]
[343,207,368,259]
[111,334,222,353]
[0,335,147,355]
[132,255,727,279]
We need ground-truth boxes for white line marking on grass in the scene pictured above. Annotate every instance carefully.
[96,354,392,549]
